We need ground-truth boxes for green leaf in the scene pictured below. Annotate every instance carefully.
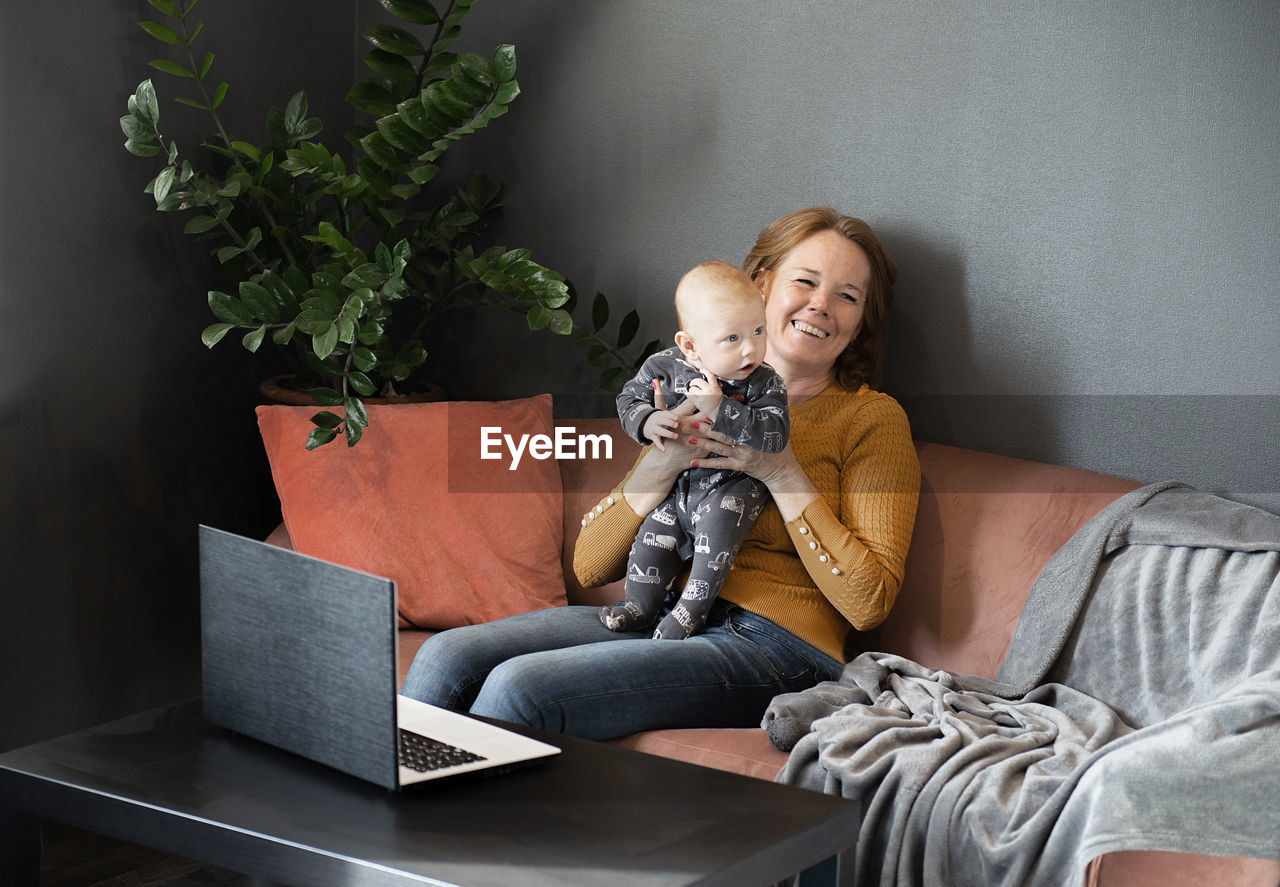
[306,426,339,450]
[346,82,398,117]
[238,280,278,322]
[617,308,639,347]
[208,290,252,324]
[139,20,183,45]
[363,24,426,57]
[211,81,228,109]
[376,113,427,154]
[348,371,376,397]
[547,308,574,335]
[352,347,378,372]
[201,322,235,348]
[266,107,288,149]
[640,338,665,361]
[124,137,162,158]
[359,131,412,173]
[313,325,340,360]
[600,367,631,391]
[591,291,608,332]
[494,80,520,105]
[199,52,214,79]
[357,319,385,346]
[284,91,307,136]
[242,324,267,353]
[134,80,160,123]
[421,52,457,80]
[148,59,192,78]
[147,0,180,15]
[120,114,152,141]
[310,411,342,430]
[363,49,418,84]
[174,96,209,111]
[344,419,364,447]
[394,96,433,135]
[296,308,334,335]
[492,44,517,82]
[527,305,550,331]
[309,387,344,406]
[344,396,369,428]
[230,140,260,161]
[376,0,439,25]
[183,214,220,235]
[423,79,473,123]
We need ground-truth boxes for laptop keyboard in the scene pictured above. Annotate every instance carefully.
[398,729,488,772]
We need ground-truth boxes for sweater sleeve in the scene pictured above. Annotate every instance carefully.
[571,457,647,588]
[783,395,920,630]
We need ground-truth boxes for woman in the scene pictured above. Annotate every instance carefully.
[401,207,921,740]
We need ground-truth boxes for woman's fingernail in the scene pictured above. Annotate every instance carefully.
[691,421,700,429]
[688,438,698,444]
[690,460,699,468]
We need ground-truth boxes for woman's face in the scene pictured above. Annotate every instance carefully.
[760,229,871,383]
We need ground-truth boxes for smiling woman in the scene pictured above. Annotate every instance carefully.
[401,206,921,745]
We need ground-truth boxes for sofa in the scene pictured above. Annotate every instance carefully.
[263,415,1279,887]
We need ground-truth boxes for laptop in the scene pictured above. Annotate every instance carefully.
[198,525,560,790]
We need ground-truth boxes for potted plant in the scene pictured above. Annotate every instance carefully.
[121,0,659,448]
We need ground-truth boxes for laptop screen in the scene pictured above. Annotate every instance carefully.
[199,525,401,790]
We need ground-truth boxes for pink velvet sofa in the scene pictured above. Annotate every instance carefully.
[268,417,1278,886]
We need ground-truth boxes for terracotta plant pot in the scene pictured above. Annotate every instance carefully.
[259,374,448,406]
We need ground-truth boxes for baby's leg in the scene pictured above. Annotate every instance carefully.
[601,508,687,632]
[653,478,765,640]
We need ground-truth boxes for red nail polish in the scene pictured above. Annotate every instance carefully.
[691,421,700,429]
[690,460,699,468]
[688,438,698,444]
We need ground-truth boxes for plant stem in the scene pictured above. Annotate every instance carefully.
[414,0,458,94]
[217,218,269,273]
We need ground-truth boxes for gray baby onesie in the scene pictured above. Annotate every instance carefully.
[604,347,789,639]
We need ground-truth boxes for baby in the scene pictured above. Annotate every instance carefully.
[603,261,789,640]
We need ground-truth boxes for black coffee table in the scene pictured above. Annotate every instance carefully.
[0,700,859,886]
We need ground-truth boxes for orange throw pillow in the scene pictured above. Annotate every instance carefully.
[256,395,566,629]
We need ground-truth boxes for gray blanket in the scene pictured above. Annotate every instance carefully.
[764,483,1280,886]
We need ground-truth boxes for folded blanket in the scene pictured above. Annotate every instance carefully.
[765,483,1280,886]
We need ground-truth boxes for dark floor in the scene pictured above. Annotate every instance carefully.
[39,825,250,887]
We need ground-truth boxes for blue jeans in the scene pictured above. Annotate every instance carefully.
[400,600,844,740]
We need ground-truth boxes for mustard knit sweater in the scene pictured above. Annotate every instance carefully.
[574,385,921,662]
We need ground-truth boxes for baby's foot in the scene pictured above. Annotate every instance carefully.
[600,600,652,632]
[652,607,704,640]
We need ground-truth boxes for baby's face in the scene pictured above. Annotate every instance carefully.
[683,298,768,381]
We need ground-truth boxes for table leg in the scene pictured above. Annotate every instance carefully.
[0,808,40,887]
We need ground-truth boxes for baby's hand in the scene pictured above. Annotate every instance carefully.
[685,374,723,421]
[642,408,681,451]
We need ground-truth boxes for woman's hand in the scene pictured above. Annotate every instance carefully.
[621,381,708,516]
[690,425,819,521]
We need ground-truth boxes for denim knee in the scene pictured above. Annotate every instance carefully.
[468,656,553,730]
[400,630,486,710]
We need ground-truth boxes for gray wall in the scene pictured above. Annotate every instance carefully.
[0,1,357,750]
[436,1,1279,511]
[2,1,1275,749]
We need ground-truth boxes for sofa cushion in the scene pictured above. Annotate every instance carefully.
[257,395,566,630]
[863,442,1142,678]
